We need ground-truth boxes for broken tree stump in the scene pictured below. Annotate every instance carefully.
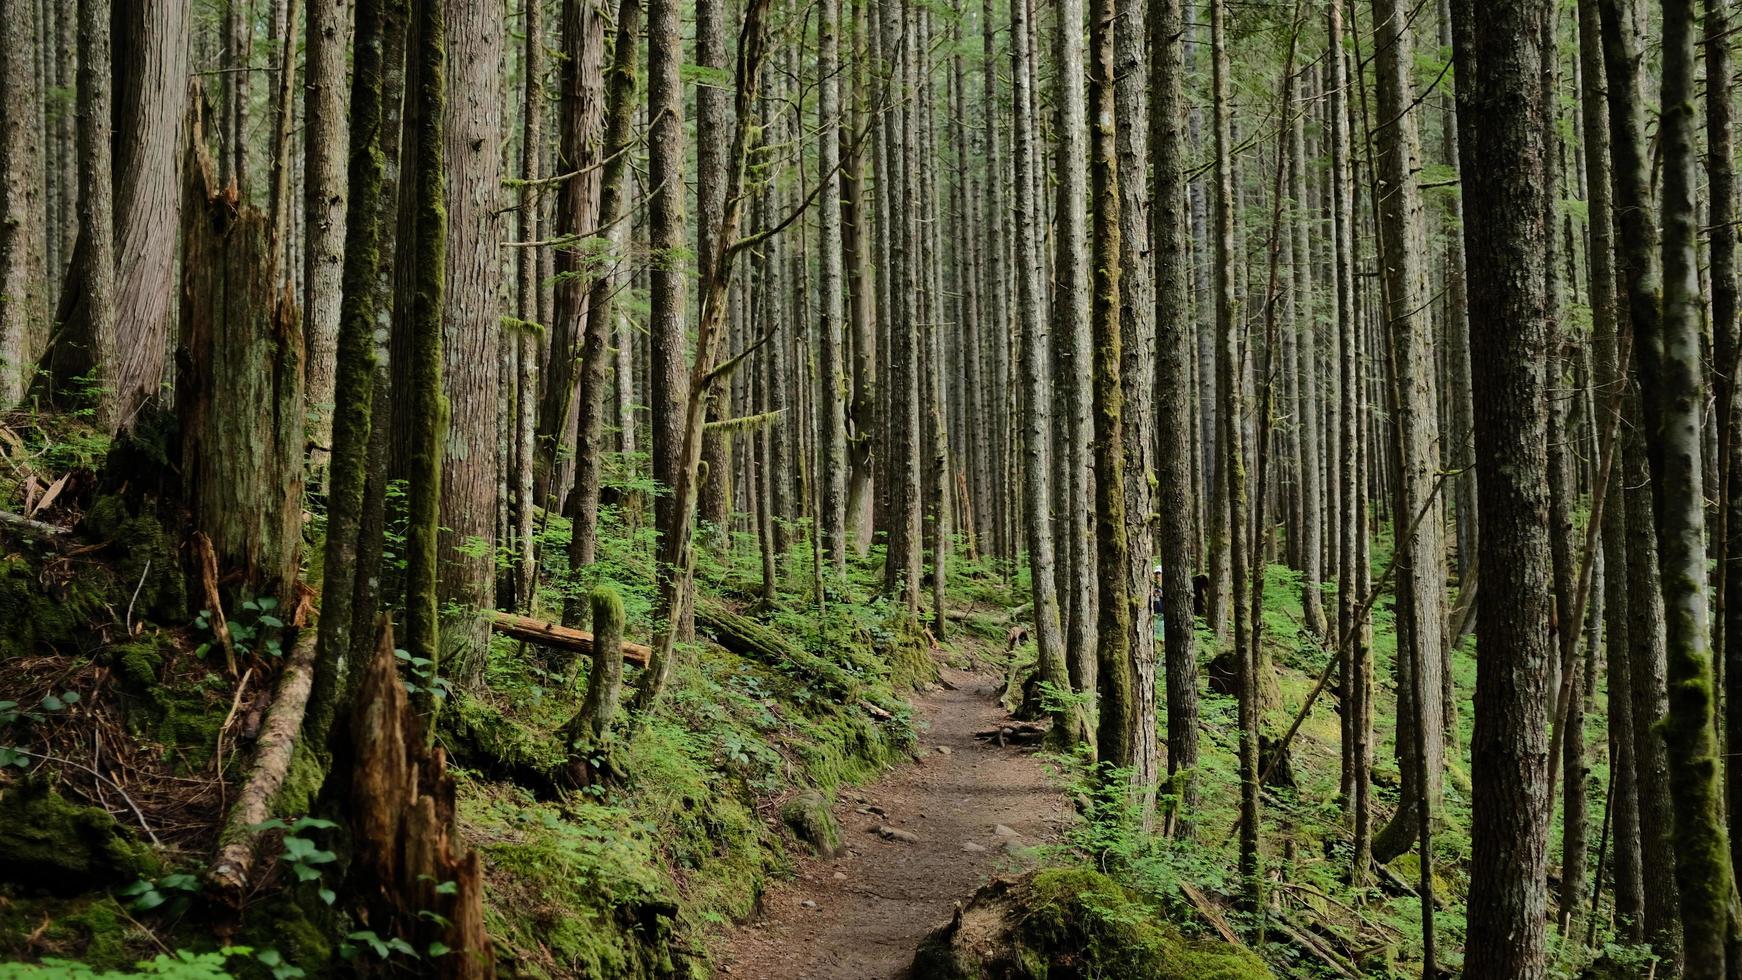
[350,620,494,978]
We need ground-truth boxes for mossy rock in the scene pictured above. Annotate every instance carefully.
[780,791,841,858]
[912,869,1272,980]
[0,779,158,894]
[100,639,229,773]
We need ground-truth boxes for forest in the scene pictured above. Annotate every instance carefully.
[0,0,1732,976]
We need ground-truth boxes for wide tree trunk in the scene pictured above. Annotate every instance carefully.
[1450,3,1554,976]
[178,127,306,607]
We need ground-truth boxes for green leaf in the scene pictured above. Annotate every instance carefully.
[39,695,63,712]
[427,943,451,958]
[319,887,336,906]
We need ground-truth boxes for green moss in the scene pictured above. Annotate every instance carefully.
[0,895,145,968]
[0,559,108,660]
[779,791,840,857]
[0,780,158,894]
[79,497,185,624]
[237,896,335,974]
[884,617,940,691]
[440,690,566,781]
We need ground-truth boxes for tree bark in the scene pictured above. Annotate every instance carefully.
[302,0,351,474]
[435,0,504,691]
[178,123,306,608]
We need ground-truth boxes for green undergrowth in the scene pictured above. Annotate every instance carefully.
[434,508,1011,978]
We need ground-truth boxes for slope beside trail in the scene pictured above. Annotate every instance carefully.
[719,665,1074,980]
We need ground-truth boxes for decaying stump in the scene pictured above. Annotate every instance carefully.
[350,620,495,978]
[177,110,305,607]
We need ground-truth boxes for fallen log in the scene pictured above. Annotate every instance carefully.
[0,509,73,545]
[693,597,863,697]
[490,610,651,665]
[206,628,316,904]
[492,606,893,717]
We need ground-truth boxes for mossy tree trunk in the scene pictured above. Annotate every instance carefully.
[1210,0,1258,911]
[1645,0,1733,971]
[306,0,396,752]
[178,122,306,608]
[404,0,447,719]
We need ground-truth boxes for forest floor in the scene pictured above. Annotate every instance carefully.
[718,664,1073,979]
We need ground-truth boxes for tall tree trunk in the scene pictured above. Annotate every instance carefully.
[305,0,392,750]
[0,0,44,405]
[1011,0,1074,740]
[535,0,604,514]
[815,0,847,570]
[563,0,642,620]
[1648,0,1734,971]
[1450,2,1556,969]
[302,0,351,475]
[1600,0,1687,960]
[435,0,503,691]
[1088,0,1131,776]
[1328,0,1371,878]
[508,0,543,612]
[51,0,114,423]
[1290,82,1326,639]
[694,0,731,545]
[404,0,447,721]
[1368,0,1447,864]
[1211,0,1258,909]
[1055,0,1096,710]
[1149,0,1198,836]
[1708,0,1742,900]
[1115,0,1158,817]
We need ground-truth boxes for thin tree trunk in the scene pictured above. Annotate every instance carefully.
[303,0,351,473]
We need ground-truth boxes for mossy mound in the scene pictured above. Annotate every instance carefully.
[0,559,110,661]
[912,869,1272,980]
[0,895,145,968]
[0,780,158,895]
[780,790,841,857]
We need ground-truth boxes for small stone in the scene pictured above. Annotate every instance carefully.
[935,745,952,755]
[993,824,1019,838]
[833,871,848,880]
[961,841,988,852]
[801,899,819,910]
[871,824,921,843]
[868,804,887,816]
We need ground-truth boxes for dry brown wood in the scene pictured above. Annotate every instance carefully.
[206,630,315,904]
[1179,881,1244,948]
[489,610,652,664]
[1272,912,1358,977]
[192,531,238,677]
[350,619,495,978]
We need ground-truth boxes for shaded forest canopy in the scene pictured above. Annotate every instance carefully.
[0,0,1736,977]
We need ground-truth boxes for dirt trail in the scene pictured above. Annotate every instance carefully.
[719,666,1073,980]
